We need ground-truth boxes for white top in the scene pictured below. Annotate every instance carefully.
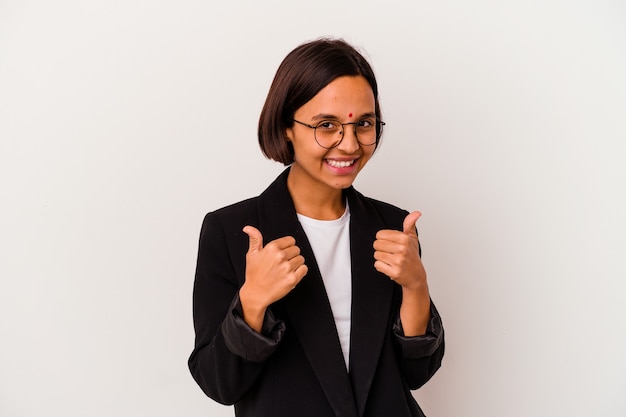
[297,203,352,369]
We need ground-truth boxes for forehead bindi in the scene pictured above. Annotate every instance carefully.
[348,112,353,118]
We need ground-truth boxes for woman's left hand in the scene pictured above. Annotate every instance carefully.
[374,211,431,336]
[373,211,427,291]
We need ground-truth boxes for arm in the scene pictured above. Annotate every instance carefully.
[374,210,445,388]
[392,296,445,389]
[374,211,431,335]
[187,213,284,404]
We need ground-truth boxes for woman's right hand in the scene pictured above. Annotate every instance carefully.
[239,225,308,332]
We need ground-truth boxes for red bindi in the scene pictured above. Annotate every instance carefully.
[348,112,353,118]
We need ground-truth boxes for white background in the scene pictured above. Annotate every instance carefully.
[1,1,625,416]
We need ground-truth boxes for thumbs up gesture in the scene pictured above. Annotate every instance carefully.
[373,211,427,291]
[239,226,308,332]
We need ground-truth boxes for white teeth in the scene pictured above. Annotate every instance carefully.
[327,159,355,168]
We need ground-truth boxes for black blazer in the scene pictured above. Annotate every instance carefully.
[189,168,444,417]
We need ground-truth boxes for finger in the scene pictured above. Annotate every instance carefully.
[373,250,397,266]
[373,239,404,254]
[375,229,405,241]
[284,263,309,291]
[374,260,396,279]
[288,254,306,270]
[243,225,263,254]
[282,245,301,261]
[272,235,297,250]
[293,263,308,281]
[402,211,422,236]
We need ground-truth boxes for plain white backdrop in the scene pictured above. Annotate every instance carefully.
[1,1,625,416]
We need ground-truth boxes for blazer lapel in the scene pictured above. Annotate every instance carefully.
[346,188,396,417]
[256,169,358,417]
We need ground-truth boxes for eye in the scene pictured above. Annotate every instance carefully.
[356,118,375,129]
[316,120,340,131]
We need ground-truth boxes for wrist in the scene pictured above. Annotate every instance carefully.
[401,284,429,303]
[239,284,267,333]
[400,286,431,337]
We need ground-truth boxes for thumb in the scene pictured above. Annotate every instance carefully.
[243,225,264,254]
[402,211,422,236]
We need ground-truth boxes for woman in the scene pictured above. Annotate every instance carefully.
[189,38,444,417]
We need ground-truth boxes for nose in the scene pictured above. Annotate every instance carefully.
[337,125,360,154]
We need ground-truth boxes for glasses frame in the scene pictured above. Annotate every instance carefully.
[292,117,385,149]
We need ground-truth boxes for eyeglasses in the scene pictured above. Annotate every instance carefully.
[292,117,385,149]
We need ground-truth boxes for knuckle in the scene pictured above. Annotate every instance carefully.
[285,273,298,287]
[274,250,287,262]
[278,262,291,274]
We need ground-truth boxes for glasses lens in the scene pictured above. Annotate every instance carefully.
[354,118,379,146]
[314,120,343,148]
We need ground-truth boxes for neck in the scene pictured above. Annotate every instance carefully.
[287,166,346,220]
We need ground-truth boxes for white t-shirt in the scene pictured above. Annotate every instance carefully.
[297,203,352,368]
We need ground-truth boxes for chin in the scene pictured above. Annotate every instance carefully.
[329,176,358,190]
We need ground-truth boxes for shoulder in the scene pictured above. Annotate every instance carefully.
[207,197,259,219]
[363,194,407,217]
[198,168,292,241]
[199,197,260,240]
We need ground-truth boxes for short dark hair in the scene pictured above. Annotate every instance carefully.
[258,38,382,165]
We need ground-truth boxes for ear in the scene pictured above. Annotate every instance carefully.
[284,126,294,142]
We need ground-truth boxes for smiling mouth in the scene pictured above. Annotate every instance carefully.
[326,159,356,168]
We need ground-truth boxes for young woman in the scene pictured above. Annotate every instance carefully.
[188,38,444,417]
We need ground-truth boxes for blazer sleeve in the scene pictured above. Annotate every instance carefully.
[188,211,285,405]
[392,299,445,390]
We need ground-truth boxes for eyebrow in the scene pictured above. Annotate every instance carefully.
[310,112,377,122]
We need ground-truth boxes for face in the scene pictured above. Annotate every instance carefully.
[285,75,377,193]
